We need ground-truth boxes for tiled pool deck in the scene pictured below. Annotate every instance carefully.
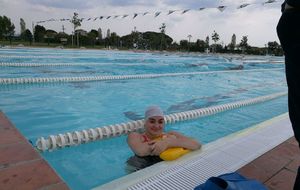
[0,111,69,190]
[239,136,299,190]
[0,110,298,190]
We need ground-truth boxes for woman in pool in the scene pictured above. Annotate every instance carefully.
[127,105,201,170]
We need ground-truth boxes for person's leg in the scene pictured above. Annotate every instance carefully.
[285,46,300,144]
[277,10,300,144]
[294,167,300,190]
[286,43,300,190]
[277,10,300,190]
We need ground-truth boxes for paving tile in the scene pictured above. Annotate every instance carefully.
[0,159,63,190]
[0,112,26,145]
[238,163,270,183]
[0,112,13,130]
[39,182,70,190]
[0,142,40,169]
[239,137,300,183]
[249,153,290,179]
[267,141,300,161]
[287,137,299,147]
[286,157,300,173]
[265,169,296,190]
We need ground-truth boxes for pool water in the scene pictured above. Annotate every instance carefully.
[0,48,287,190]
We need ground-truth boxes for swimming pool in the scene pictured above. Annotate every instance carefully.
[0,48,287,189]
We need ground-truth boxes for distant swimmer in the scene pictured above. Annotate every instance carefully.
[228,65,244,70]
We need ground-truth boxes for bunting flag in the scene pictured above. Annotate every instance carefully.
[263,0,276,5]
[182,9,190,14]
[35,0,280,24]
[154,12,161,17]
[237,4,250,9]
[167,10,176,15]
[217,6,226,12]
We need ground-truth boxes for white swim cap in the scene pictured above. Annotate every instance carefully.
[145,106,164,120]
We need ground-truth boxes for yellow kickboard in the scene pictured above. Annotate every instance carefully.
[160,147,190,161]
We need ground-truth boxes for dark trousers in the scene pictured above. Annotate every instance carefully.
[277,9,300,190]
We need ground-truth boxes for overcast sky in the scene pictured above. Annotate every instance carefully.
[0,0,283,47]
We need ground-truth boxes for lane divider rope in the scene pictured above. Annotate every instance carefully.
[0,61,284,67]
[0,62,102,67]
[0,55,108,59]
[35,91,287,152]
[0,68,284,85]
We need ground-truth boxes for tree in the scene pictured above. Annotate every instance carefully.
[0,15,15,44]
[44,29,57,45]
[239,35,249,53]
[20,18,26,34]
[70,12,81,47]
[228,34,236,51]
[34,25,46,42]
[121,31,173,50]
[159,23,166,34]
[88,29,98,46]
[110,32,120,47]
[194,39,206,52]
[205,36,210,49]
[211,31,220,44]
[97,28,103,45]
[211,30,220,52]
[23,29,33,45]
[159,23,166,50]
[267,41,282,56]
[106,29,111,38]
[180,40,188,51]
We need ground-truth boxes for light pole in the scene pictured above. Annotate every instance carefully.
[32,22,35,44]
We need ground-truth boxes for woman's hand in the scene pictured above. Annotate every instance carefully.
[148,137,172,155]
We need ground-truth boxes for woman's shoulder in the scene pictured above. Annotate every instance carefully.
[128,132,142,138]
[166,131,182,136]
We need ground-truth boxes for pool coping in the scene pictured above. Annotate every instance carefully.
[0,111,70,190]
[93,113,293,190]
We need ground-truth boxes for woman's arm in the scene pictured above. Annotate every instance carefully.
[127,132,154,157]
[151,131,201,155]
[166,131,202,150]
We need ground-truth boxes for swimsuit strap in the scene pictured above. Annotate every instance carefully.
[141,133,166,142]
[141,134,150,142]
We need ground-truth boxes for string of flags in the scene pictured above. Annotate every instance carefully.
[36,0,279,24]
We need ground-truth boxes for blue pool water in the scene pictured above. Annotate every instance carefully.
[0,48,287,190]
